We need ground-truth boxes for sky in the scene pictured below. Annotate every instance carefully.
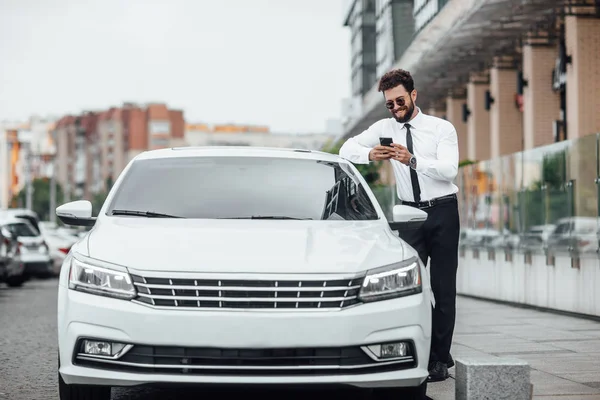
[0,0,352,134]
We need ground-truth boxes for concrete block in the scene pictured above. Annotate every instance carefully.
[455,357,531,400]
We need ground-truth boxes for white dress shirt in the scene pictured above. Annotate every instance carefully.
[339,108,459,202]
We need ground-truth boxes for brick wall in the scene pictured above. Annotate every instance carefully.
[490,68,523,158]
[522,45,561,149]
[446,96,468,162]
[467,81,490,161]
[566,15,600,139]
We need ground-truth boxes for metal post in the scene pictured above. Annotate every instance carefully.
[50,155,56,223]
[25,144,33,210]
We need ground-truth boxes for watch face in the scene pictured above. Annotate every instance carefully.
[410,157,416,166]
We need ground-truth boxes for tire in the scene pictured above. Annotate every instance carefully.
[372,380,428,400]
[58,354,111,400]
[6,276,24,287]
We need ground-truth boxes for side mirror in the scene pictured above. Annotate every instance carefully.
[56,200,96,227]
[389,205,428,232]
[0,227,13,240]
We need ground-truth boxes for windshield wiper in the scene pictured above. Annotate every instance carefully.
[221,216,312,220]
[110,209,184,218]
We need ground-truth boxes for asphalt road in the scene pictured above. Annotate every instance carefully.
[0,279,389,400]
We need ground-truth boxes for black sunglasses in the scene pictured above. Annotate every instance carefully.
[385,96,409,109]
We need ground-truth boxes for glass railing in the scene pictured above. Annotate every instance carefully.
[373,132,600,260]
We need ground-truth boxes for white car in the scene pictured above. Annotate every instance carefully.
[38,223,79,274]
[56,147,432,400]
[0,217,53,279]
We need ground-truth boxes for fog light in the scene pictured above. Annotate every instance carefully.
[365,342,411,360]
[82,340,127,357]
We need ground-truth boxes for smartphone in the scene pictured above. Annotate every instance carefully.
[379,137,393,147]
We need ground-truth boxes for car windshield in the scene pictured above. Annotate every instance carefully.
[4,222,38,238]
[106,156,379,221]
[14,215,40,233]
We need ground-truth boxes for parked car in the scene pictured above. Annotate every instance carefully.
[56,147,432,400]
[38,222,79,274]
[546,217,599,254]
[0,224,26,287]
[0,208,41,234]
[0,217,53,279]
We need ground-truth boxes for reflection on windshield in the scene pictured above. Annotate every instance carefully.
[107,156,379,221]
[5,222,38,238]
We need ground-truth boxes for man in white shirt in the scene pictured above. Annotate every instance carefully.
[339,69,460,383]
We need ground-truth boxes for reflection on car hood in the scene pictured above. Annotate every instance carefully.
[87,218,406,274]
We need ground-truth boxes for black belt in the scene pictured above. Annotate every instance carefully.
[401,193,457,209]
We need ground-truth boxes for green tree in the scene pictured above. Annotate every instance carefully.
[91,178,115,215]
[522,150,569,229]
[321,140,381,185]
[459,159,477,168]
[15,178,64,222]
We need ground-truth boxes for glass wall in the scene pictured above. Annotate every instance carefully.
[373,132,600,259]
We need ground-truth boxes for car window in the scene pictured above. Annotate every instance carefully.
[106,156,379,221]
[4,222,39,238]
[14,215,40,233]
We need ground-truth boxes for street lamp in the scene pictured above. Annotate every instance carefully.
[50,129,58,224]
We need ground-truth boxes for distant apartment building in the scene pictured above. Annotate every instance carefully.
[53,103,184,200]
[0,117,57,208]
[184,123,335,151]
[341,0,414,125]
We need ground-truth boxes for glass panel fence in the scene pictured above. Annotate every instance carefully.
[366,132,600,261]
[454,132,600,258]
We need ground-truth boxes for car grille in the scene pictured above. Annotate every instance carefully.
[75,344,416,376]
[130,274,364,310]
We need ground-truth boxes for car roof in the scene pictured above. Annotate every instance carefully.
[132,146,348,164]
[0,216,35,226]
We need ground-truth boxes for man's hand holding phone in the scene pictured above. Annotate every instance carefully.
[369,137,394,161]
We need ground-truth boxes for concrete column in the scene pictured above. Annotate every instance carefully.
[565,15,600,139]
[426,107,444,119]
[564,15,600,219]
[490,67,523,159]
[467,80,491,161]
[522,45,561,149]
[447,96,469,162]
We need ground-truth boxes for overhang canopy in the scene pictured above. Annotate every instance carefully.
[341,0,596,141]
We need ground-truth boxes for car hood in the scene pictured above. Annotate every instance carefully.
[86,217,407,274]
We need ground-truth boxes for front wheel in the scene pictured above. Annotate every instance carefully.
[372,380,427,400]
[58,356,111,400]
[6,276,24,287]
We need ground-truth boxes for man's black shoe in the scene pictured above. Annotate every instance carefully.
[427,361,449,382]
[447,354,454,368]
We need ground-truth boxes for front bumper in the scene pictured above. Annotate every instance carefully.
[58,284,431,389]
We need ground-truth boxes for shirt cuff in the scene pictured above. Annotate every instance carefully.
[360,146,372,164]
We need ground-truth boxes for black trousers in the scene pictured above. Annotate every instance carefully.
[399,198,460,365]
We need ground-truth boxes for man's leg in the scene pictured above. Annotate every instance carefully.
[425,200,460,380]
[398,225,428,267]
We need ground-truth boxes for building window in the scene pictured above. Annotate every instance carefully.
[149,120,171,135]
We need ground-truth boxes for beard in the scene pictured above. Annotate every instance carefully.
[392,99,415,123]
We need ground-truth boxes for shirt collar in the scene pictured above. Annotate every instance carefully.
[403,107,424,130]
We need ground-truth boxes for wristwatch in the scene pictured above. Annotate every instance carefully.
[409,156,417,170]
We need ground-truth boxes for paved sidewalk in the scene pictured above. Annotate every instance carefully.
[427,296,600,400]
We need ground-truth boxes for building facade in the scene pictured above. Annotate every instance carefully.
[0,117,57,209]
[340,0,600,318]
[53,103,184,201]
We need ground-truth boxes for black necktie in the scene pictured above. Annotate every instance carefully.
[404,123,421,203]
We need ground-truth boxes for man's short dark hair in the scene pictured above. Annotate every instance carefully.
[378,69,415,93]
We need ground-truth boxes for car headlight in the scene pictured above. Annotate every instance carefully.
[68,253,136,300]
[359,257,422,302]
